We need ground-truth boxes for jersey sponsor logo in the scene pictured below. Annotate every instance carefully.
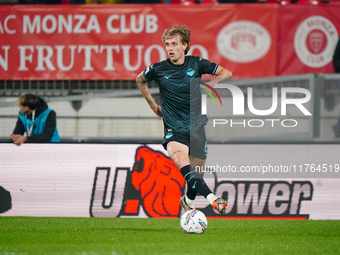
[186,68,195,77]
[217,21,271,63]
[164,75,172,79]
[89,146,313,219]
[294,16,338,68]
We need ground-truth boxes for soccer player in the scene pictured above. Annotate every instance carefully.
[136,25,232,213]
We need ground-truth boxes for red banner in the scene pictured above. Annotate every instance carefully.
[0,4,278,80]
[278,4,340,75]
[0,4,339,80]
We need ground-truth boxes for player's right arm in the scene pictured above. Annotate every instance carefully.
[136,72,162,117]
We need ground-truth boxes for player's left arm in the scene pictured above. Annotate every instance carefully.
[206,65,232,87]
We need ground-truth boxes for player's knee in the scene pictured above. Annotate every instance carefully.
[196,171,205,177]
[173,159,190,169]
[171,154,190,169]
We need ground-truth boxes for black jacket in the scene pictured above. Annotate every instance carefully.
[12,98,57,143]
[333,38,340,73]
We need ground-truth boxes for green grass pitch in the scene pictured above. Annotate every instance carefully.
[0,217,339,255]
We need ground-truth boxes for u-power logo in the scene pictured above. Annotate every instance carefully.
[200,84,312,128]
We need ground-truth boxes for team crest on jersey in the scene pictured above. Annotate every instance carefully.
[186,68,195,77]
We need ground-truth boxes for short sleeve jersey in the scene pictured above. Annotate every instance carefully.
[143,56,218,135]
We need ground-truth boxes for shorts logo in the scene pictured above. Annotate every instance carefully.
[165,132,173,139]
[294,16,338,68]
[217,21,271,63]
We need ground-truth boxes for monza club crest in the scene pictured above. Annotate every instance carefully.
[294,15,338,68]
[89,146,313,219]
[217,20,271,63]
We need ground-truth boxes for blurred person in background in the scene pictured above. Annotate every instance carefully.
[35,0,62,3]
[333,38,340,73]
[11,93,60,146]
[70,0,85,3]
[332,38,340,137]
[18,0,36,3]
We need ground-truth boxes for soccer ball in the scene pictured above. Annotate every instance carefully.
[180,209,208,234]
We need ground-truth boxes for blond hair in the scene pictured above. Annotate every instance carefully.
[161,25,191,55]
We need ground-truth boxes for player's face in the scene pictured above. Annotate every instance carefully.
[165,34,187,65]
